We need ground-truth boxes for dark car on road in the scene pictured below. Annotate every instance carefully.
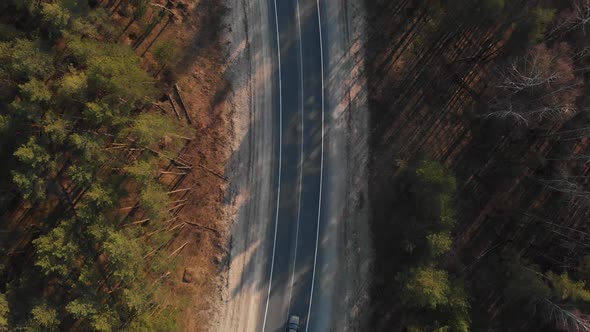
[287,315,300,332]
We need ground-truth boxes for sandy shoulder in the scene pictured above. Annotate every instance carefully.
[320,0,372,330]
[213,0,276,330]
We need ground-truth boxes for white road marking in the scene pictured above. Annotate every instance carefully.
[261,0,283,330]
[306,0,325,330]
[286,0,305,315]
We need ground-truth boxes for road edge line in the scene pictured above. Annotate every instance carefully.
[261,0,283,330]
[305,0,325,330]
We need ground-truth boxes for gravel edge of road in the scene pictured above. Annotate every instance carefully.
[322,0,372,330]
[213,0,274,331]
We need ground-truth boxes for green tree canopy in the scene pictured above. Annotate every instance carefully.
[153,41,179,69]
[124,112,185,148]
[125,159,157,184]
[399,266,451,309]
[19,78,52,102]
[13,137,52,171]
[413,160,457,228]
[0,39,53,81]
[33,220,80,277]
[427,232,452,258]
[29,303,60,331]
[41,2,70,36]
[139,181,169,220]
[103,230,143,284]
[0,293,8,329]
[0,3,187,330]
[547,272,590,303]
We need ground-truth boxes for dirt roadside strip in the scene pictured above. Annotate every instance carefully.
[213,0,276,330]
[213,0,372,330]
[312,0,372,330]
[113,0,236,331]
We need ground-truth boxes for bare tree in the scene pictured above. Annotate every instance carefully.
[533,168,590,219]
[550,0,590,38]
[484,43,583,127]
[537,298,590,332]
[539,171,589,197]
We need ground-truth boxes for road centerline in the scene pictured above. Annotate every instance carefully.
[286,0,306,316]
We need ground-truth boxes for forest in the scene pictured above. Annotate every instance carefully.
[367,0,590,331]
[0,0,197,330]
[6,0,590,331]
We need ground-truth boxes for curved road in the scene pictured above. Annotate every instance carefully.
[260,0,326,330]
[221,0,369,330]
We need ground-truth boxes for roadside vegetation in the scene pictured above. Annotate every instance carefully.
[367,0,590,330]
[390,160,469,331]
[0,1,193,330]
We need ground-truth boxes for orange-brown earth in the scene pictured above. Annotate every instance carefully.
[111,0,231,330]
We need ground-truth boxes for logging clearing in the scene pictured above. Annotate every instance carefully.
[0,0,231,331]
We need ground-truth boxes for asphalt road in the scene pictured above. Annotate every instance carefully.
[221,0,370,330]
[259,0,326,331]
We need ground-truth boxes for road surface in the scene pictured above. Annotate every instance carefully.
[260,0,325,330]
[220,0,370,330]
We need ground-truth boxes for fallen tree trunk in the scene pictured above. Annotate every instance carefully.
[174,84,193,125]
[167,94,181,120]
[183,220,220,236]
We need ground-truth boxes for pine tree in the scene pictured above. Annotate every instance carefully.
[0,294,8,329]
